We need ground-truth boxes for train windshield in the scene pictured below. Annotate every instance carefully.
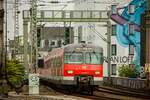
[85,52,103,64]
[64,52,83,64]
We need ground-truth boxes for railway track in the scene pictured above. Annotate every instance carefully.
[72,86,150,100]
[41,79,150,100]
[97,86,150,99]
[40,79,115,100]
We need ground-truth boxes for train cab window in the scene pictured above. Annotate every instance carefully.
[85,52,103,64]
[64,52,83,64]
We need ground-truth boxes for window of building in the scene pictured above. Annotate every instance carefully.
[111,44,117,55]
[111,5,117,14]
[50,40,57,47]
[129,45,134,55]
[129,24,135,35]
[51,41,55,46]
[45,39,49,47]
[128,5,135,14]
[40,39,45,48]
[112,25,117,36]
[111,64,117,75]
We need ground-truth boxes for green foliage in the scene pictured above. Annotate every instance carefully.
[118,64,139,78]
[6,59,25,88]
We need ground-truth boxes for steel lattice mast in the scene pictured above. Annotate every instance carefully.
[14,0,19,58]
[30,0,37,73]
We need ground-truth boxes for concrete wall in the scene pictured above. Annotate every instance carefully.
[103,77,147,89]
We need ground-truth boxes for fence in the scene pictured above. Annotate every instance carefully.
[103,77,147,89]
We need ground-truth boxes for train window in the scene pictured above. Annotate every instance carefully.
[54,58,57,67]
[57,57,61,67]
[38,59,44,68]
[51,59,54,67]
[48,60,51,67]
[59,57,62,67]
[56,58,59,67]
[64,52,83,64]
[85,52,103,64]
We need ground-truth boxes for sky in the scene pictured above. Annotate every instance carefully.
[7,0,74,39]
[6,0,131,40]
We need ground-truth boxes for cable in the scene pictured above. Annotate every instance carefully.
[88,23,108,43]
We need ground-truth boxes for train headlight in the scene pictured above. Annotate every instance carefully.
[67,70,73,74]
[95,71,100,75]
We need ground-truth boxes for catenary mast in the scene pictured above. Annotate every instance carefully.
[30,0,38,73]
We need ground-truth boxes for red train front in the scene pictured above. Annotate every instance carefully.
[40,43,103,94]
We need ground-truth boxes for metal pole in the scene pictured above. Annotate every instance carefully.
[2,0,7,79]
[14,0,19,59]
[23,21,29,73]
[107,20,111,84]
[64,22,66,44]
[30,0,37,73]
[69,22,71,44]
[4,0,7,78]
[1,0,8,96]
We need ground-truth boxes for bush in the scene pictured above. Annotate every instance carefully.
[118,64,139,78]
[6,60,25,89]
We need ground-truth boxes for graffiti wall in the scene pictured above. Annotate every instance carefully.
[111,0,147,71]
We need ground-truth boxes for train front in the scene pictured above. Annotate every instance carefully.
[63,44,103,89]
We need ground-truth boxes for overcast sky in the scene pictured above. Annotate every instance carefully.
[7,0,74,39]
[6,0,130,40]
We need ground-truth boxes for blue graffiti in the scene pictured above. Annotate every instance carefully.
[111,0,147,71]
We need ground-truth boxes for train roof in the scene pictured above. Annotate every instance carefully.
[63,43,103,52]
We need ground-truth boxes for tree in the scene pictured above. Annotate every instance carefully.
[118,64,139,78]
[6,60,25,89]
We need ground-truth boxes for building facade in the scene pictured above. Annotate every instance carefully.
[38,27,74,57]
[8,36,24,62]
[74,0,146,77]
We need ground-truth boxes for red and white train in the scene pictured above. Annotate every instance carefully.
[39,43,103,94]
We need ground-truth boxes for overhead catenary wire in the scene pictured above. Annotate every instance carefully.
[7,0,118,5]
[88,23,108,43]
